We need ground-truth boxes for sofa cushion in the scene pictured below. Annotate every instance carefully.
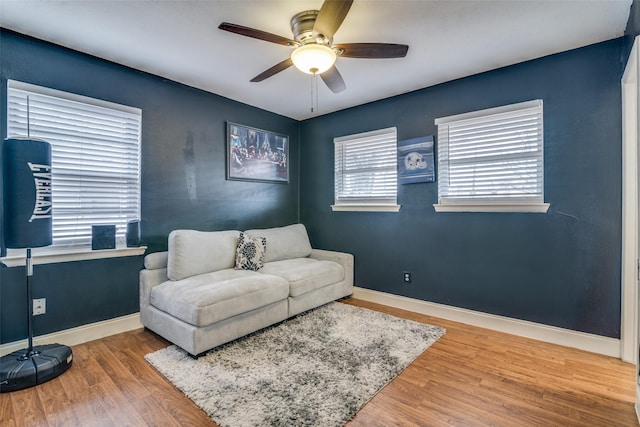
[234,232,266,271]
[244,224,312,263]
[259,258,344,297]
[168,230,240,281]
[150,269,289,327]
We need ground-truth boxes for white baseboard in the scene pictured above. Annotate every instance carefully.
[1,291,621,359]
[0,313,142,357]
[353,287,621,358]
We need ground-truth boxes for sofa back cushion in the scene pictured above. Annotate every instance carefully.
[244,224,312,263]
[168,230,240,281]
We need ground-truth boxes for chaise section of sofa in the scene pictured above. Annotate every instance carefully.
[244,225,354,316]
[140,224,353,356]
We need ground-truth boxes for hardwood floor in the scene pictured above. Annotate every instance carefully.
[1,298,637,426]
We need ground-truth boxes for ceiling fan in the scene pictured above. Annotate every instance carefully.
[218,0,409,93]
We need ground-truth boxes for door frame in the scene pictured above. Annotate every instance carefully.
[621,35,640,364]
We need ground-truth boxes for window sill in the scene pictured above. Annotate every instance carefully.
[1,245,147,267]
[433,203,550,213]
[331,204,401,212]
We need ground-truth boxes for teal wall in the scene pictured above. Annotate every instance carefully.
[0,26,631,343]
[299,39,625,338]
[0,29,299,344]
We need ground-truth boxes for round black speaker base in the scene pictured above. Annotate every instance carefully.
[0,343,73,392]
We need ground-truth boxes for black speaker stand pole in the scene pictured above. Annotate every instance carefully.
[0,249,73,392]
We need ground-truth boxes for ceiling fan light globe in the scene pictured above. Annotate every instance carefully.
[291,44,336,75]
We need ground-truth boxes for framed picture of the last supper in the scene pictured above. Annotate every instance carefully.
[226,122,289,183]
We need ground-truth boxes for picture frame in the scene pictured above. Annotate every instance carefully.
[398,135,435,184]
[226,122,289,183]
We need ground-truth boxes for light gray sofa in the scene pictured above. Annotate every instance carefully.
[139,224,353,356]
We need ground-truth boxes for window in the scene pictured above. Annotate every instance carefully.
[434,100,549,213]
[6,80,142,250]
[332,127,399,212]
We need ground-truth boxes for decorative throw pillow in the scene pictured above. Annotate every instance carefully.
[234,232,267,271]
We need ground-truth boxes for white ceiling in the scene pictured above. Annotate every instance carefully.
[0,0,632,120]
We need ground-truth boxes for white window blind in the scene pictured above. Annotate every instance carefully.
[435,100,548,212]
[7,80,142,248]
[333,127,399,211]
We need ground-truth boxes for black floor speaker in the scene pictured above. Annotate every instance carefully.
[0,344,73,392]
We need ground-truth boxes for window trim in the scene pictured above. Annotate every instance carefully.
[332,127,401,213]
[4,80,143,263]
[331,204,401,212]
[433,100,549,213]
[433,202,549,213]
[1,246,147,267]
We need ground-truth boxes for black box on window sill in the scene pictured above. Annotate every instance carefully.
[92,225,116,250]
[126,220,141,247]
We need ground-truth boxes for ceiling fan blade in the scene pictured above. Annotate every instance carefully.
[321,65,346,93]
[250,58,294,82]
[313,0,354,40]
[219,22,295,47]
[334,43,409,58]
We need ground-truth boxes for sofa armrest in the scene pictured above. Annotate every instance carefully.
[309,249,354,287]
[140,251,169,318]
[144,251,168,270]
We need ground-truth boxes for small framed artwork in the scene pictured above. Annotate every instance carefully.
[398,135,435,184]
[226,122,289,183]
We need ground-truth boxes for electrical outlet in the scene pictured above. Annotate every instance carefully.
[33,298,46,316]
[403,272,411,283]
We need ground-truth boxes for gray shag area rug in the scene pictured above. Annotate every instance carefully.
[145,302,445,427]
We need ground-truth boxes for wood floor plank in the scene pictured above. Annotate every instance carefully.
[57,358,105,425]
[84,340,150,402]
[128,355,214,425]
[70,344,112,387]
[1,297,637,427]
[9,386,48,427]
[88,380,150,427]
[418,380,524,426]
[128,394,186,427]
[85,383,127,426]
[0,390,17,427]
[36,376,81,427]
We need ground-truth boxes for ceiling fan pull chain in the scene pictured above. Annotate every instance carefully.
[315,73,319,113]
[310,74,319,113]
[310,74,313,113]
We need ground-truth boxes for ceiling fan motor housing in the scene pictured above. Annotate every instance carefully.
[291,10,330,45]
